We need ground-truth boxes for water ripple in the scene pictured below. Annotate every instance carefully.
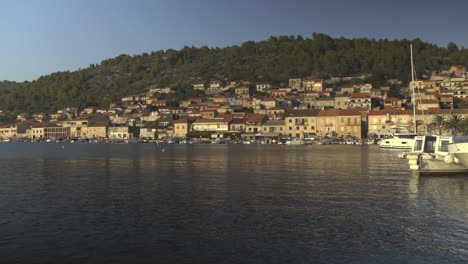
[0,143,466,263]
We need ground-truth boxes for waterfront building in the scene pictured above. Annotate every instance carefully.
[368,109,413,137]
[259,120,285,137]
[244,114,268,134]
[173,118,192,138]
[139,127,157,139]
[284,109,319,138]
[87,122,109,138]
[192,118,231,133]
[229,117,246,132]
[108,126,138,140]
[317,110,339,138]
[0,124,17,139]
[336,109,362,139]
[62,117,89,138]
[28,125,70,140]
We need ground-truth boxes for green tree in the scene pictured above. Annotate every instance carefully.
[431,115,446,135]
[444,114,464,135]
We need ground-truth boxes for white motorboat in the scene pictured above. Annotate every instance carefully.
[396,44,468,175]
[404,135,468,175]
[379,133,417,149]
[446,138,468,168]
[285,137,304,145]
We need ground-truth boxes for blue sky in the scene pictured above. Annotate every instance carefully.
[1,0,467,81]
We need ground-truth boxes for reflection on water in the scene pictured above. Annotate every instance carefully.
[0,143,467,263]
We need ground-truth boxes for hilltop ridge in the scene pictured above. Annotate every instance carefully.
[0,33,467,114]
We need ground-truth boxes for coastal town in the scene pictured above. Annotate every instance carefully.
[1,65,468,144]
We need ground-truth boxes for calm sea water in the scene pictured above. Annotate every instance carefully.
[0,143,467,263]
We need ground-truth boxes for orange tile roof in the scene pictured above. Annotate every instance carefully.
[338,109,361,116]
[88,122,109,127]
[318,110,340,116]
[285,109,320,117]
[349,93,371,98]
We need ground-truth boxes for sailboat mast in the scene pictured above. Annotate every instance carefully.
[411,44,417,133]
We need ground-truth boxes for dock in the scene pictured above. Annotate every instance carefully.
[419,169,468,176]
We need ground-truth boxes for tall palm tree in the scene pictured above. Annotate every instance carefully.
[431,114,446,135]
[444,114,464,135]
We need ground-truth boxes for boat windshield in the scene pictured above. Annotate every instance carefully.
[396,134,417,139]
[413,139,424,151]
[438,140,450,152]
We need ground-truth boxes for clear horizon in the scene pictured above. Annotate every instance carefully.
[2,0,468,82]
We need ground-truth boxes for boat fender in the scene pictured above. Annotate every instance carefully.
[397,152,407,159]
[454,157,460,164]
[406,153,420,160]
[409,164,419,170]
[444,154,454,164]
[408,159,418,165]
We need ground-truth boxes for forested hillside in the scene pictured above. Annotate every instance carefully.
[1,33,467,113]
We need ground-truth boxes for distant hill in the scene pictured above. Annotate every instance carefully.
[0,33,467,114]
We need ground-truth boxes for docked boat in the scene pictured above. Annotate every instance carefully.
[379,133,417,149]
[397,44,467,176]
[285,137,304,145]
[446,138,468,168]
[405,135,468,175]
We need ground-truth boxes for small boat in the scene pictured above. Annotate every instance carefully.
[446,138,468,168]
[379,133,417,149]
[285,137,303,145]
[404,135,468,175]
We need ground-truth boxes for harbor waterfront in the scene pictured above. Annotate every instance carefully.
[0,143,467,263]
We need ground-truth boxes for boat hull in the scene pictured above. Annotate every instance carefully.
[448,142,468,168]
